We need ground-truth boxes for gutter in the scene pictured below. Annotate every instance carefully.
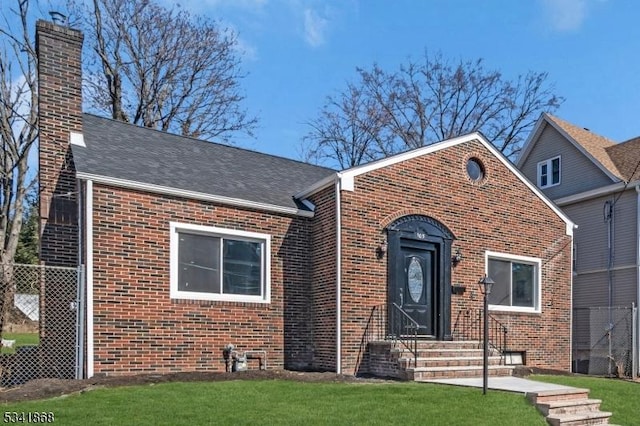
[555,180,640,206]
[76,172,315,218]
[86,180,94,378]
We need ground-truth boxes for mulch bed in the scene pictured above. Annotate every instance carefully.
[0,370,394,403]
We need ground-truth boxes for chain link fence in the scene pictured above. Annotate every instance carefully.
[572,306,638,378]
[0,263,81,386]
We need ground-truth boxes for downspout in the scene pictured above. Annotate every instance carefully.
[636,185,640,377]
[86,180,94,378]
[335,177,342,374]
[75,180,85,379]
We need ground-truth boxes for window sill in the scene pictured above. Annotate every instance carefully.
[489,305,540,315]
[170,291,270,304]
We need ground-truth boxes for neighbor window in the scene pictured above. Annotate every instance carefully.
[537,156,561,188]
[170,223,270,303]
[486,251,540,313]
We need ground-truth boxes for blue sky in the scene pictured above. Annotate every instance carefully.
[52,0,640,162]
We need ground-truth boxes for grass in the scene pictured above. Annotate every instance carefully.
[0,380,547,425]
[532,374,639,426]
[1,333,39,354]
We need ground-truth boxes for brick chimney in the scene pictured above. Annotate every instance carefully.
[36,20,83,267]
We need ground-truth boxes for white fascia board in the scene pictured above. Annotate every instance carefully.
[294,173,338,200]
[75,172,314,218]
[474,134,575,236]
[554,180,640,206]
[69,131,86,147]
[515,114,547,167]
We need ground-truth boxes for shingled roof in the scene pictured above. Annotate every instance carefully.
[544,114,624,180]
[521,113,640,184]
[72,114,336,212]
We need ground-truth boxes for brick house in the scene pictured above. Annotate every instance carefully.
[37,20,574,379]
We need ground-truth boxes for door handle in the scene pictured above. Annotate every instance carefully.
[399,291,403,307]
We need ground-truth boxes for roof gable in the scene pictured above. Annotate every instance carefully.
[297,132,575,235]
[518,114,622,182]
[74,114,336,215]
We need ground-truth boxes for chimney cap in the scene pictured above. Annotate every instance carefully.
[48,11,68,26]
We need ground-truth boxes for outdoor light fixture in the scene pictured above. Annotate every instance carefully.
[478,274,495,395]
[452,248,463,266]
[376,239,388,259]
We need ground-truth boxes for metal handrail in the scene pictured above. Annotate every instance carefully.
[389,303,419,367]
[452,308,508,355]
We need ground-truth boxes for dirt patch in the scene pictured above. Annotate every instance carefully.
[0,370,396,403]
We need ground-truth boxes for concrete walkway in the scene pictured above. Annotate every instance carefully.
[421,376,577,394]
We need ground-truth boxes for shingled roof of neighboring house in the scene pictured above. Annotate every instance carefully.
[73,114,336,212]
[544,114,625,180]
[606,136,640,183]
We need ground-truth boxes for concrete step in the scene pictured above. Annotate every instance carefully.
[409,365,514,380]
[538,399,603,417]
[546,411,613,426]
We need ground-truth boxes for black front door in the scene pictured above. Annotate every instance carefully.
[392,240,436,336]
[386,215,454,341]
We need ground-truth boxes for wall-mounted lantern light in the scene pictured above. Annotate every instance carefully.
[452,248,463,266]
[376,239,388,259]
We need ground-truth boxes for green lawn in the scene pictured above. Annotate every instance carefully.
[532,374,639,426]
[1,333,39,354]
[0,380,547,425]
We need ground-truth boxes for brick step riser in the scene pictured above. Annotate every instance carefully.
[411,342,485,350]
[401,358,504,369]
[544,402,603,417]
[546,414,612,426]
[412,368,514,380]
[414,350,499,358]
[530,393,591,404]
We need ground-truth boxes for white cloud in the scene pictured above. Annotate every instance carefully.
[303,8,328,47]
[540,0,588,32]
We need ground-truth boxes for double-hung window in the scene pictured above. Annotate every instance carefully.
[486,251,541,313]
[170,222,270,303]
[537,156,561,188]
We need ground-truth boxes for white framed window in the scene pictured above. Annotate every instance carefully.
[170,222,271,303]
[537,156,561,188]
[485,251,541,313]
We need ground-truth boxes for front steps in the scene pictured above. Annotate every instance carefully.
[368,340,514,381]
[527,389,613,425]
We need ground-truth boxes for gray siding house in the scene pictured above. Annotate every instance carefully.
[518,113,640,376]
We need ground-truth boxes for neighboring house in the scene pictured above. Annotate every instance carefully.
[518,113,640,375]
[37,20,574,379]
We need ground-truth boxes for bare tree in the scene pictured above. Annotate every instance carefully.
[0,0,39,332]
[75,0,257,142]
[303,81,394,169]
[304,53,563,167]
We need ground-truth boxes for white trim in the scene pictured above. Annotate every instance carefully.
[76,172,314,218]
[636,185,640,325]
[485,251,542,314]
[169,222,271,304]
[69,131,85,147]
[335,180,342,374]
[537,155,561,189]
[296,132,575,236]
[555,180,640,206]
[86,180,94,378]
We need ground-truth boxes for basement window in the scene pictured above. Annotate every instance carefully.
[170,222,270,303]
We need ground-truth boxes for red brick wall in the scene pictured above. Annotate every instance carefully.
[338,140,572,374]
[307,185,337,371]
[90,185,313,375]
